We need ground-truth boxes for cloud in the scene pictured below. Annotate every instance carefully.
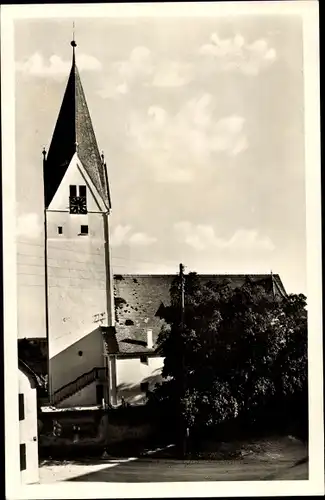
[98,46,192,98]
[98,46,154,98]
[152,61,192,87]
[16,213,42,239]
[110,225,132,247]
[129,232,157,246]
[127,94,248,182]
[117,46,154,81]
[199,32,277,76]
[116,82,129,94]
[98,33,276,98]
[110,225,156,247]
[174,222,275,252]
[16,52,102,80]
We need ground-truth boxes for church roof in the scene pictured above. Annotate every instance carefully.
[103,273,287,356]
[43,43,111,210]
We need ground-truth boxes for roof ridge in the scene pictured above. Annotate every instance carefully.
[113,273,280,277]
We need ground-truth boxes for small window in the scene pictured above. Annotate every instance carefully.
[78,350,83,357]
[58,226,63,235]
[69,185,77,197]
[79,185,87,198]
[140,382,149,393]
[20,443,26,471]
[140,355,148,365]
[19,394,24,421]
[96,384,104,404]
[80,225,88,235]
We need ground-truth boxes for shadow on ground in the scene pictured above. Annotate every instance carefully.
[47,436,307,483]
[64,456,308,483]
[38,435,308,483]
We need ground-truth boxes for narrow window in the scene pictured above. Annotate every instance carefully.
[20,443,26,471]
[58,226,63,235]
[96,384,104,405]
[69,185,77,197]
[140,382,149,393]
[79,185,87,198]
[140,355,148,365]
[80,225,88,235]
[19,394,24,421]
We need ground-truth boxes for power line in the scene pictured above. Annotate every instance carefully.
[18,272,107,280]
[17,263,108,274]
[17,256,133,270]
[18,283,44,288]
[17,240,178,267]
[17,266,131,280]
[17,272,45,278]
[110,255,178,266]
[18,282,108,291]
[18,253,177,268]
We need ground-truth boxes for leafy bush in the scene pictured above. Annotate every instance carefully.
[150,273,307,442]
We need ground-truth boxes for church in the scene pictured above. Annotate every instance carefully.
[18,40,287,410]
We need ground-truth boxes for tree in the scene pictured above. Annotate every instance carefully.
[149,273,308,445]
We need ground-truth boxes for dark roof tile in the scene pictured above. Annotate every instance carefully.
[105,273,287,356]
[44,49,110,209]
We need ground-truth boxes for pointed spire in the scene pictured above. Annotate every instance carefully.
[44,38,111,210]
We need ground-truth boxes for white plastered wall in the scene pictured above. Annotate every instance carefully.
[19,369,39,485]
[45,154,113,403]
[116,355,164,405]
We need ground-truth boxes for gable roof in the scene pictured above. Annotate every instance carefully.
[43,43,111,210]
[18,358,44,389]
[18,338,48,386]
[103,273,287,356]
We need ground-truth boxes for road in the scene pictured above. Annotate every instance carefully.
[63,456,307,483]
[39,439,308,483]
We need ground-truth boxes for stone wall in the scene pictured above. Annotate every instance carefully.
[38,406,158,457]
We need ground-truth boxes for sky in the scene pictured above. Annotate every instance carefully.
[14,14,306,335]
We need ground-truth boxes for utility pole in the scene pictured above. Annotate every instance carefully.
[179,263,187,457]
[180,263,185,322]
[270,269,275,302]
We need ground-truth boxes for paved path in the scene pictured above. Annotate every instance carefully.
[62,457,307,483]
[39,440,308,483]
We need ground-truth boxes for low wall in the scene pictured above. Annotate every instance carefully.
[39,406,158,458]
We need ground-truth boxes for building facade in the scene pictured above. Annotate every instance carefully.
[19,362,39,484]
[42,41,114,407]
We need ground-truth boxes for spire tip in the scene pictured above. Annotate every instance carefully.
[71,22,77,49]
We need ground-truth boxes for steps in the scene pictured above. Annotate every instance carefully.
[52,367,106,405]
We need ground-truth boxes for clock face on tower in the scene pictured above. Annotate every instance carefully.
[69,196,87,214]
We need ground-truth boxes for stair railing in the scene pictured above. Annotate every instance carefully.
[52,367,106,405]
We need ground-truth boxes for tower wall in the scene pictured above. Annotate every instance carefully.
[42,44,113,405]
[44,155,113,402]
[46,210,112,397]
[46,213,111,353]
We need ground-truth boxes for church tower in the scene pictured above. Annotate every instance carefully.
[42,40,114,407]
